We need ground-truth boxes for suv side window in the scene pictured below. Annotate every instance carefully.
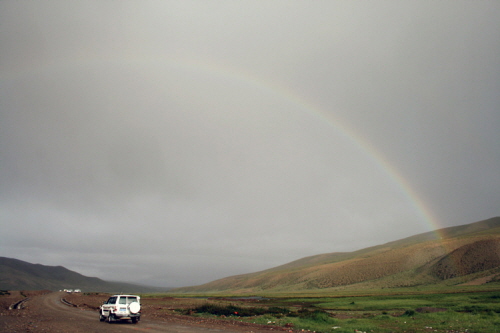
[119,297,127,304]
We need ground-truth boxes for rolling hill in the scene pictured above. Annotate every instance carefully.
[172,217,500,293]
[0,257,166,292]
[3,217,500,293]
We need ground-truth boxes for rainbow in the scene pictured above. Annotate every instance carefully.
[3,53,441,236]
[167,56,442,235]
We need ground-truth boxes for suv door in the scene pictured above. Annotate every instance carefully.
[101,296,117,316]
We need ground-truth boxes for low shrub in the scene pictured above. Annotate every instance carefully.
[457,305,498,314]
[402,309,415,316]
[190,303,275,317]
[294,309,331,322]
[266,306,291,318]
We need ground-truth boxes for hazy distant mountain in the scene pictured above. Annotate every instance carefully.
[4,217,500,293]
[0,257,167,292]
[172,217,500,293]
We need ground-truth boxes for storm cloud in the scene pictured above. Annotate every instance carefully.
[1,1,499,287]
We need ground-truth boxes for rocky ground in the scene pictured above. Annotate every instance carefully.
[64,292,298,332]
[0,291,300,332]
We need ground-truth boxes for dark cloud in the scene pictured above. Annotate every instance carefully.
[1,1,498,287]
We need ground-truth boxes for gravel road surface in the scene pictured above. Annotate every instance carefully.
[1,292,295,333]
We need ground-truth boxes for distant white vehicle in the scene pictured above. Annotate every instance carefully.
[66,289,73,293]
[73,289,81,293]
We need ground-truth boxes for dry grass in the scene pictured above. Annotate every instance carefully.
[173,232,500,293]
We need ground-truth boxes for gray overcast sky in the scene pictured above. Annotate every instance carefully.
[1,1,499,288]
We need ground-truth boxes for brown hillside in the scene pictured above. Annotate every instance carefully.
[172,217,500,293]
[431,238,500,279]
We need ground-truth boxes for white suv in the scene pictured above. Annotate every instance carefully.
[99,295,141,323]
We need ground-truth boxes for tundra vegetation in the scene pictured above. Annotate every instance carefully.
[157,218,500,332]
[156,285,500,333]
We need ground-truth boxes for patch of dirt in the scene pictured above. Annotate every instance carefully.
[0,290,50,311]
[459,274,499,285]
[63,292,300,332]
[0,290,53,332]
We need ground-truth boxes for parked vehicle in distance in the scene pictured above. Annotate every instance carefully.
[99,295,141,324]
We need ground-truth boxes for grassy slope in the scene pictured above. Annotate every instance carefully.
[172,217,500,293]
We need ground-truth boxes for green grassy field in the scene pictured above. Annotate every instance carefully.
[159,286,500,332]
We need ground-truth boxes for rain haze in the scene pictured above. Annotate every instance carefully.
[1,1,499,288]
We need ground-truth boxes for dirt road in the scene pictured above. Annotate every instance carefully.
[1,292,292,332]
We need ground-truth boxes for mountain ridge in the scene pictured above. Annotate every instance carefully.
[2,217,499,293]
[0,257,167,292]
[172,217,500,293]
